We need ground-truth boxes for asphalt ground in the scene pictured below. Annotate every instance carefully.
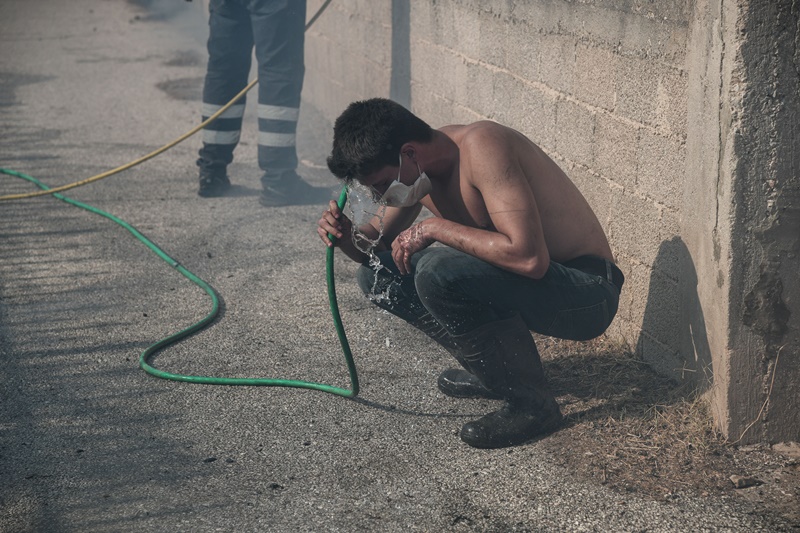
[0,1,793,531]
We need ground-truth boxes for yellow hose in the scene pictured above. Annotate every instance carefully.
[0,0,332,202]
[0,80,255,202]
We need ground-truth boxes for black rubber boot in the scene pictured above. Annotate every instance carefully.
[453,314,563,449]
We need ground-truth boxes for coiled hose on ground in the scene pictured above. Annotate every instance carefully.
[1,167,359,397]
[0,0,359,397]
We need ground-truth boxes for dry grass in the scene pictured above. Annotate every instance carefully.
[535,335,800,526]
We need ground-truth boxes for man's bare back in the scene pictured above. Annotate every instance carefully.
[423,121,613,264]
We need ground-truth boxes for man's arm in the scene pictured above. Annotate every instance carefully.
[394,127,550,279]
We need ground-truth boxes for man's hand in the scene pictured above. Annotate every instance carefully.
[317,200,352,248]
[392,220,434,275]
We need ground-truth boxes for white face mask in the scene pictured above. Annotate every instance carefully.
[380,153,432,207]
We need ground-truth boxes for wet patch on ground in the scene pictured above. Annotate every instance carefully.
[126,0,190,23]
[74,54,161,65]
[156,77,203,101]
[163,50,204,68]
[0,72,55,107]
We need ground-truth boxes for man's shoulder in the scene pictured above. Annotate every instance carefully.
[464,120,505,135]
[452,121,510,149]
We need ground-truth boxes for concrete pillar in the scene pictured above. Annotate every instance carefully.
[685,0,799,443]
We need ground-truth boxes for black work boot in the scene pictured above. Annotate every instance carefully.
[453,315,563,449]
[259,170,334,207]
[197,166,231,197]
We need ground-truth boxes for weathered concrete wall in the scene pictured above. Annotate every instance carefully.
[725,1,800,443]
[303,0,799,444]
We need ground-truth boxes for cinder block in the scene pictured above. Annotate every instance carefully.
[346,0,391,21]
[637,129,686,210]
[654,211,683,282]
[411,91,450,126]
[462,61,497,118]
[504,18,541,83]
[603,317,638,349]
[492,71,525,125]
[638,331,684,382]
[539,34,576,95]
[478,10,508,69]
[451,4,482,59]
[415,90,483,125]
[555,99,595,168]
[450,102,484,124]
[574,43,616,111]
[615,58,689,139]
[362,18,391,66]
[653,66,688,137]
[594,112,639,191]
[567,166,616,234]
[614,54,659,126]
[409,39,439,96]
[616,257,649,326]
[410,41,468,105]
[574,7,689,65]
[509,1,573,36]
[420,0,457,48]
[516,85,557,150]
[609,191,663,267]
[640,268,683,354]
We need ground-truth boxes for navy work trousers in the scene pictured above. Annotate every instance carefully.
[198,0,306,174]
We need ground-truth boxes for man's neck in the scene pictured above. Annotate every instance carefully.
[423,130,459,182]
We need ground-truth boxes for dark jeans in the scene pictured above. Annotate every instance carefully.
[357,247,623,340]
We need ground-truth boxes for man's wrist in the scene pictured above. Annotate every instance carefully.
[420,217,438,243]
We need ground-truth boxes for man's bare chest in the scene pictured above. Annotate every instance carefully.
[423,178,493,231]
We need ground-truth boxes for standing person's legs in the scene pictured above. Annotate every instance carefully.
[197,0,253,197]
[250,1,328,206]
[250,0,304,176]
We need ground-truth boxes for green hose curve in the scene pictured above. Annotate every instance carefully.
[1,168,359,397]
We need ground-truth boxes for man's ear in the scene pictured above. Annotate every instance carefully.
[400,142,416,161]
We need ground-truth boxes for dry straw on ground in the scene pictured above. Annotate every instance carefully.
[536,335,800,526]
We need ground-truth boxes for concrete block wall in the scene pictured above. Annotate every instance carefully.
[303,0,799,444]
[304,1,393,125]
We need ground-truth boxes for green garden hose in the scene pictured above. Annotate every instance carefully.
[1,167,359,397]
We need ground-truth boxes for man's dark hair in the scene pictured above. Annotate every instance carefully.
[327,98,434,181]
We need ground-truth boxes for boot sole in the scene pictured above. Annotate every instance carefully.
[459,411,564,449]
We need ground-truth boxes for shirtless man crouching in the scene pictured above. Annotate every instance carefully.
[317,98,624,449]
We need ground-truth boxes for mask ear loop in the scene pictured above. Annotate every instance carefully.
[403,149,423,179]
[397,153,404,181]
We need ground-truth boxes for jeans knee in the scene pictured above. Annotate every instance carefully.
[414,249,461,300]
